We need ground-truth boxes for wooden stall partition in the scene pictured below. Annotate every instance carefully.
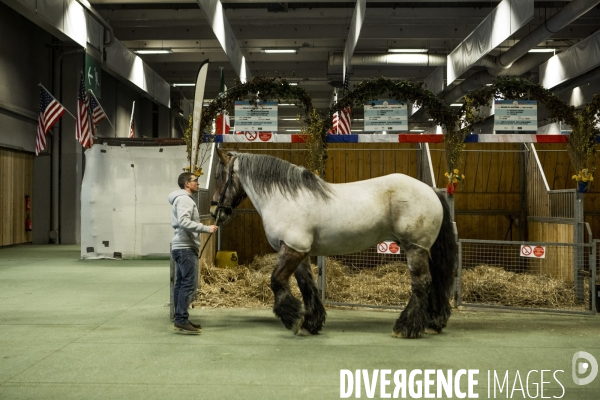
[527,221,574,282]
[429,142,524,242]
[0,148,34,246]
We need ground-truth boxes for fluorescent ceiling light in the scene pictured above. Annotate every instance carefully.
[528,48,555,53]
[450,103,463,107]
[278,103,295,106]
[388,49,428,53]
[262,49,297,53]
[288,82,298,86]
[286,129,302,132]
[281,118,299,121]
[172,83,195,87]
[410,129,425,132]
[135,49,172,54]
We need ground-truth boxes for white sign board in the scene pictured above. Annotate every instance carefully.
[520,245,546,259]
[234,101,278,132]
[377,241,401,254]
[364,100,408,132]
[494,100,537,132]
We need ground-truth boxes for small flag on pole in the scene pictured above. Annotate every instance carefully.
[36,86,67,155]
[129,101,135,138]
[76,72,93,149]
[89,91,108,126]
[215,68,230,134]
[329,107,352,134]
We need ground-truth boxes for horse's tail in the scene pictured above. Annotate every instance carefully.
[427,190,458,330]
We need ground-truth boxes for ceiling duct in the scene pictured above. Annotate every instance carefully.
[444,0,600,104]
[329,52,446,68]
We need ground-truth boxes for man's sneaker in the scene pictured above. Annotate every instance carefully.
[189,321,202,330]
[174,322,200,334]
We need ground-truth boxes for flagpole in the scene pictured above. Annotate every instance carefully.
[129,101,135,138]
[37,83,76,120]
[88,89,117,135]
[220,67,226,135]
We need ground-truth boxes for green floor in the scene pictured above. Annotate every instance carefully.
[0,245,599,399]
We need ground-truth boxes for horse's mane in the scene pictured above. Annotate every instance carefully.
[234,153,332,200]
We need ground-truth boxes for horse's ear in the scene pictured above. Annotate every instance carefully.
[216,148,230,164]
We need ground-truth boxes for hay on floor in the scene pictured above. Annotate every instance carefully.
[193,254,588,310]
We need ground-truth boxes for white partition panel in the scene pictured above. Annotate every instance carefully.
[81,144,214,259]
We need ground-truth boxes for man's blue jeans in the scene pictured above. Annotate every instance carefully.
[172,248,199,325]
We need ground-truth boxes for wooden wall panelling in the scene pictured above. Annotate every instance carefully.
[0,148,33,246]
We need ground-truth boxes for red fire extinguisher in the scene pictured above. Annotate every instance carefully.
[25,195,32,232]
[26,214,32,231]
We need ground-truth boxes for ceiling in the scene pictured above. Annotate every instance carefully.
[91,0,600,132]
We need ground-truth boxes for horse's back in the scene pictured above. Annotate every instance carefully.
[301,173,443,255]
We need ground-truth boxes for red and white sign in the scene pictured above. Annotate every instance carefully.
[236,131,274,142]
[520,245,546,259]
[377,241,401,254]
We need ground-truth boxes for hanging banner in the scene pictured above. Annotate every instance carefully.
[234,101,278,132]
[364,100,408,132]
[191,60,210,172]
[494,100,537,132]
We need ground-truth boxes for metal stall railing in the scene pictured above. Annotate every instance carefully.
[457,236,595,314]
[527,144,585,300]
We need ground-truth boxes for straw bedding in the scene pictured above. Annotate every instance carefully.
[193,254,587,310]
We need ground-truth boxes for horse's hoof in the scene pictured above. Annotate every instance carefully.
[392,330,405,338]
[424,328,440,335]
[292,316,304,334]
[295,328,312,337]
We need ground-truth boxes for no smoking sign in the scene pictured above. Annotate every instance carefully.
[520,244,546,259]
[377,241,401,254]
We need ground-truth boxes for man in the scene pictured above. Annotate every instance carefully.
[168,172,218,334]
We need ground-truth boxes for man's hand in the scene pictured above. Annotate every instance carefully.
[208,225,218,234]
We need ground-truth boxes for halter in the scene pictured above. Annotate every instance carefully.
[211,156,246,220]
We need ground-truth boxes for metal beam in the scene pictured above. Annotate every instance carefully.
[196,0,251,82]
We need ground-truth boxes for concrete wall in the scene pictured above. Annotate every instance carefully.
[0,2,172,245]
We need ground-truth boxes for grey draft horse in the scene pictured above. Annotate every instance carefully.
[210,149,457,338]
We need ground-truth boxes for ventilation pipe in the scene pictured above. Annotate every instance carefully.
[76,0,114,47]
[444,0,600,103]
[329,52,446,68]
[443,53,553,103]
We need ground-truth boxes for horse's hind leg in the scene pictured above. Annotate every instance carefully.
[294,257,326,335]
[426,277,452,334]
[393,244,431,339]
[270,242,307,334]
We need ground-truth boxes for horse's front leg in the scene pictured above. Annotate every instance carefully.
[393,243,431,339]
[293,257,326,336]
[271,242,307,334]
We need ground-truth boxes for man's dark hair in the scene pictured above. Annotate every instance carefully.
[178,172,195,189]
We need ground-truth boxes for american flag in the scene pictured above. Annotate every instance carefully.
[329,107,352,134]
[36,87,66,156]
[89,92,107,126]
[76,73,93,149]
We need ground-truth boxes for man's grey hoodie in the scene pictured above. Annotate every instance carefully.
[168,189,211,251]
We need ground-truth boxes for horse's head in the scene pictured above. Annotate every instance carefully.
[210,148,247,224]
